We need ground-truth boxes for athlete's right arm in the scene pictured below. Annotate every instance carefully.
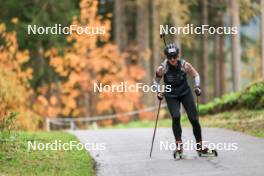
[153,66,165,93]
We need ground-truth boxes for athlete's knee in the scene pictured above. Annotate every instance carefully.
[172,115,181,124]
[190,118,200,127]
[172,116,181,130]
[172,110,181,120]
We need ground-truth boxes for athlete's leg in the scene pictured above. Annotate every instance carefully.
[165,97,182,141]
[181,91,202,142]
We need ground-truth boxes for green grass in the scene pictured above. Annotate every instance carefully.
[111,109,264,138]
[200,109,264,138]
[0,131,95,176]
[112,81,264,138]
[111,114,189,129]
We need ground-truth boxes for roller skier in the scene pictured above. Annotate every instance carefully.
[153,43,217,159]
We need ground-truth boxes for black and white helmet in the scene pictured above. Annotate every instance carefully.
[164,43,180,57]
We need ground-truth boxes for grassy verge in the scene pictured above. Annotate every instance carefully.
[111,109,264,138]
[200,109,264,138]
[0,131,95,176]
[112,81,264,138]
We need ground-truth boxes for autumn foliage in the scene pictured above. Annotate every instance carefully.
[0,24,39,130]
[35,0,147,126]
[0,0,152,130]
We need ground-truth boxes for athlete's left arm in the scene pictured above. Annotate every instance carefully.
[183,61,200,87]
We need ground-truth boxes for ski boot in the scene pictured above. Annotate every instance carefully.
[196,142,218,157]
[173,141,183,159]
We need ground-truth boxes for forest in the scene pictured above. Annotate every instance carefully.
[0,0,264,130]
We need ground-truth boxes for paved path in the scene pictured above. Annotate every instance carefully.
[70,128,264,176]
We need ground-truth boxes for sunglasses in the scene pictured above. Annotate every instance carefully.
[168,54,178,60]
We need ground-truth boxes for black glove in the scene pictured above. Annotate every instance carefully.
[157,92,163,101]
[194,86,202,96]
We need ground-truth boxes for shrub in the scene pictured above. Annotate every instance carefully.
[0,112,17,141]
[199,80,264,115]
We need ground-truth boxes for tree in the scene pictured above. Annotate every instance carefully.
[230,0,241,91]
[214,33,221,97]
[213,1,226,97]
[0,23,40,130]
[0,0,79,90]
[38,0,147,126]
[201,0,209,102]
[114,0,127,51]
[151,0,160,70]
[261,0,264,78]
[219,13,225,96]
[136,0,152,106]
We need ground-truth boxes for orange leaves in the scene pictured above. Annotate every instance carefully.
[69,72,81,85]
[11,17,19,24]
[128,65,146,80]
[88,43,146,120]
[67,53,81,68]
[50,56,65,75]
[80,0,98,22]
[37,85,48,95]
[113,98,134,112]
[0,23,6,33]
[25,68,33,80]
[0,24,32,83]
[37,95,60,118]
[62,95,77,109]
[44,48,58,58]
[49,53,84,77]
[37,95,49,106]
[50,96,58,106]
[0,52,8,63]
[36,82,81,118]
[96,99,113,113]
[139,112,154,120]
[116,114,130,123]
[0,26,39,130]
[35,0,146,126]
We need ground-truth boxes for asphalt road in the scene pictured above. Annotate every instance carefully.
[70,128,264,176]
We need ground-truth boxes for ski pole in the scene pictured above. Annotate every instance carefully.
[196,96,199,115]
[160,33,167,46]
[149,99,162,158]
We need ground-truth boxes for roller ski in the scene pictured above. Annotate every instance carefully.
[173,149,184,159]
[196,143,218,157]
[173,141,184,159]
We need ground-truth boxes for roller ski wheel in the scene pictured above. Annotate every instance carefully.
[173,150,183,160]
[197,148,218,157]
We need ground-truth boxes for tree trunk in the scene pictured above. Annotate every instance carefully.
[192,43,199,74]
[214,9,225,97]
[137,0,152,106]
[261,0,264,78]
[114,0,127,51]
[230,0,241,91]
[219,12,225,95]
[201,0,209,102]
[151,0,160,71]
[214,33,221,97]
